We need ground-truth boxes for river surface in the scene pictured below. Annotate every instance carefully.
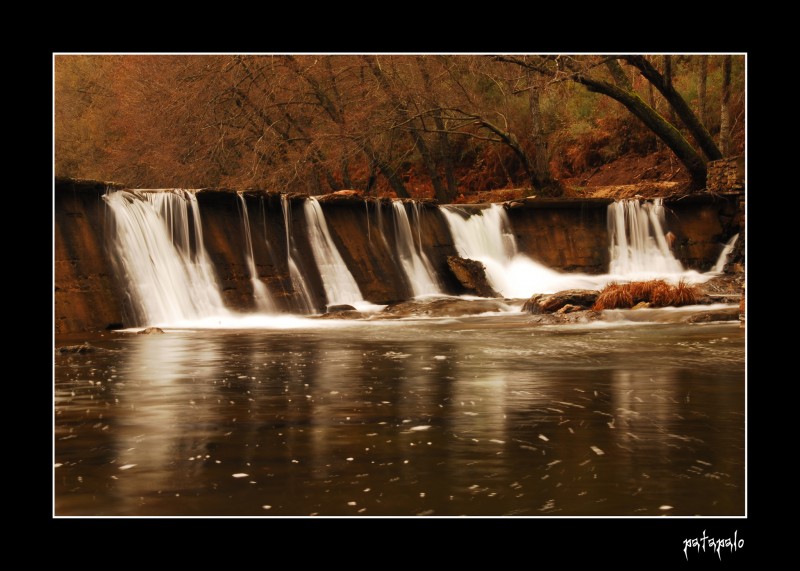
[54,313,745,517]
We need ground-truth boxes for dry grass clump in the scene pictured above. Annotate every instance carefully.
[592,282,633,310]
[626,280,670,304]
[665,279,700,306]
[593,279,700,310]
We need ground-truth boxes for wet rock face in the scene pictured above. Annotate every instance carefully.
[55,178,126,334]
[522,290,600,314]
[505,199,610,273]
[446,256,499,298]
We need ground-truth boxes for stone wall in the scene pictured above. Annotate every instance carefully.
[706,156,744,193]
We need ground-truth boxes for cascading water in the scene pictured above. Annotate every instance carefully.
[303,197,371,310]
[712,233,739,273]
[441,204,598,297]
[607,199,684,277]
[103,189,228,325]
[280,194,315,313]
[391,201,441,297]
[102,187,730,326]
[237,193,276,312]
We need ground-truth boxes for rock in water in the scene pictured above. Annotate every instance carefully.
[523,289,599,314]
[528,310,602,325]
[684,308,740,323]
[555,304,583,314]
[382,297,509,318]
[446,256,499,298]
[326,304,357,313]
[137,327,165,334]
[57,343,93,354]
[315,310,365,320]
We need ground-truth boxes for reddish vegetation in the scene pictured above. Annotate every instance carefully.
[593,279,700,310]
[55,55,744,202]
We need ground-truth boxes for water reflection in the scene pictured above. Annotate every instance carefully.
[55,319,744,516]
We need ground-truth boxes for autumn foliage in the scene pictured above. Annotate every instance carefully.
[55,55,745,201]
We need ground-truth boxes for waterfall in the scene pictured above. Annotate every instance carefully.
[712,233,739,273]
[280,194,315,313]
[391,201,440,297]
[441,204,589,297]
[607,199,684,276]
[237,193,276,312]
[303,197,367,309]
[103,189,228,326]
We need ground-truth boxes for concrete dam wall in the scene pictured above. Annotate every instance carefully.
[54,177,742,333]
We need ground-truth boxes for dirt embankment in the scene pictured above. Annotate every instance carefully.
[456,150,694,204]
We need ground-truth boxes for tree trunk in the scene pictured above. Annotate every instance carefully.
[471,115,540,192]
[528,74,561,196]
[418,57,458,201]
[720,55,732,157]
[365,56,449,202]
[698,55,708,129]
[623,55,722,161]
[663,55,677,126]
[434,115,459,200]
[340,158,353,189]
[375,157,410,198]
[575,75,708,189]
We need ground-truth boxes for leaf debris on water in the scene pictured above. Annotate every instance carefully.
[118,464,136,471]
[538,434,549,442]
[232,473,249,478]
[590,446,605,456]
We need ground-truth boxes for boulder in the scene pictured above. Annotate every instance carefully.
[528,310,603,325]
[137,327,165,334]
[447,256,499,298]
[683,308,740,323]
[326,304,357,313]
[315,310,365,320]
[523,289,600,314]
[555,304,583,314]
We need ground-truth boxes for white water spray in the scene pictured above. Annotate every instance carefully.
[441,204,597,297]
[104,190,229,325]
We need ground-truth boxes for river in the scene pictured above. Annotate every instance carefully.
[54,313,744,517]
